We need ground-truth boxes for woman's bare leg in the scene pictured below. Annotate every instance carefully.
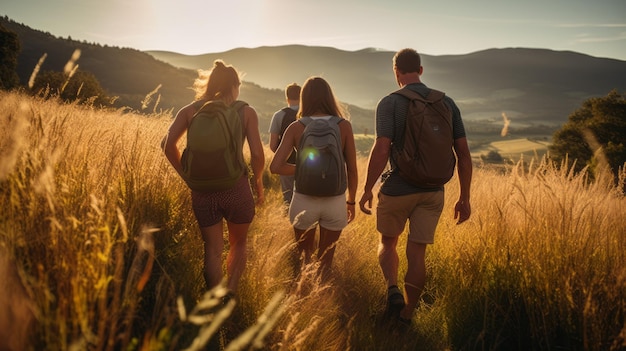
[225,221,250,292]
[199,222,225,290]
[318,226,341,281]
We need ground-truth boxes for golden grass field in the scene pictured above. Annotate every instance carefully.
[1,90,625,351]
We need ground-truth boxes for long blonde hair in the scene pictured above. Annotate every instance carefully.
[193,60,241,101]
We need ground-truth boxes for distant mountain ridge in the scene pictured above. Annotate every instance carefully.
[147,45,626,127]
[1,17,306,133]
[3,16,626,137]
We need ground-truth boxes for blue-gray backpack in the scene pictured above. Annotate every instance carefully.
[295,116,347,196]
[181,100,248,192]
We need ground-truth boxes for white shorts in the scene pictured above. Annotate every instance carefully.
[289,192,347,231]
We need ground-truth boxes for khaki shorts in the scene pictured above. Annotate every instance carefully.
[376,191,444,244]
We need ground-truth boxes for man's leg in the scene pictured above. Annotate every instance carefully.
[378,235,399,287]
[400,241,427,320]
[199,222,225,290]
[379,235,405,317]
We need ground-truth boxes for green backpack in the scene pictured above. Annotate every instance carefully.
[181,100,248,192]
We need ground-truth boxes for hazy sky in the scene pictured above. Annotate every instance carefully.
[3,0,626,60]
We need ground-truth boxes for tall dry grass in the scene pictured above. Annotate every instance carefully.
[0,90,194,350]
[0,90,624,350]
[432,159,625,350]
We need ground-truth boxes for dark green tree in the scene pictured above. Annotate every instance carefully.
[481,150,505,164]
[550,90,626,178]
[0,22,21,90]
[32,69,110,107]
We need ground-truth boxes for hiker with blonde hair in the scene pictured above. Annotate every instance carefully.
[162,60,265,298]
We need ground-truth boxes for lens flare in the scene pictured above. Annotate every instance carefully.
[302,147,319,162]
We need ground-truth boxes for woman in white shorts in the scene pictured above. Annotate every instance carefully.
[270,76,358,281]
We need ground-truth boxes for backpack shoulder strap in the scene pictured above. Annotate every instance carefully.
[299,116,343,127]
[299,116,313,127]
[281,106,296,115]
[330,115,344,126]
[393,88,449,119]
[193,100,226,119]
[281,107,297,121]
[392,87,445,103]
[231,100,248,112]
[194,99,215,112]
[192,99,207,111]
[424,89,450,118]
[280,107,297,133]
[392,88,425,102]
[425,89,445,102]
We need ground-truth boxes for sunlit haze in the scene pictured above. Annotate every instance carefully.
[2,0,626,60]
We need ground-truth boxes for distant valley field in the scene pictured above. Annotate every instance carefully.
[472,137,551,160]
[353,134,551,163]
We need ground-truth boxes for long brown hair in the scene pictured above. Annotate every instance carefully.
[298,77,346,119]
[193,60,241,101]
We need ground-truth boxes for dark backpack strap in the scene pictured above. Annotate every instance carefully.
[281,106,297,116]
[279,107,298,136]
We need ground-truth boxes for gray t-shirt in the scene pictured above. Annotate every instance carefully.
[376,83,466,196]
[269,105,299,134]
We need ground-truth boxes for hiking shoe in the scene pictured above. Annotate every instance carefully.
[385,285,405,318]
[222,290,236,305]
[396,317,412,334]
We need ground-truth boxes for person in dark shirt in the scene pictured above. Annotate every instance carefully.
[359,48,473,328]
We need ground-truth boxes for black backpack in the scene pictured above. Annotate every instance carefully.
[279,107,297,164]
[392,88,456,188]
[295,116,347,196]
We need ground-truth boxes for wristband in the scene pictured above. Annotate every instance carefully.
[346,201,356,205]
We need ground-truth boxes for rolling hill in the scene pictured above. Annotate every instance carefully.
[146,45,626,128]
[3,16,626,140]
[1,17,374,134]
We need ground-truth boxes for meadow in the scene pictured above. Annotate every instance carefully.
[0,90,625,350]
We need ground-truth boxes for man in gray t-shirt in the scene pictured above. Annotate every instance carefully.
[359,48,473,329]
[269,83,301,205]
